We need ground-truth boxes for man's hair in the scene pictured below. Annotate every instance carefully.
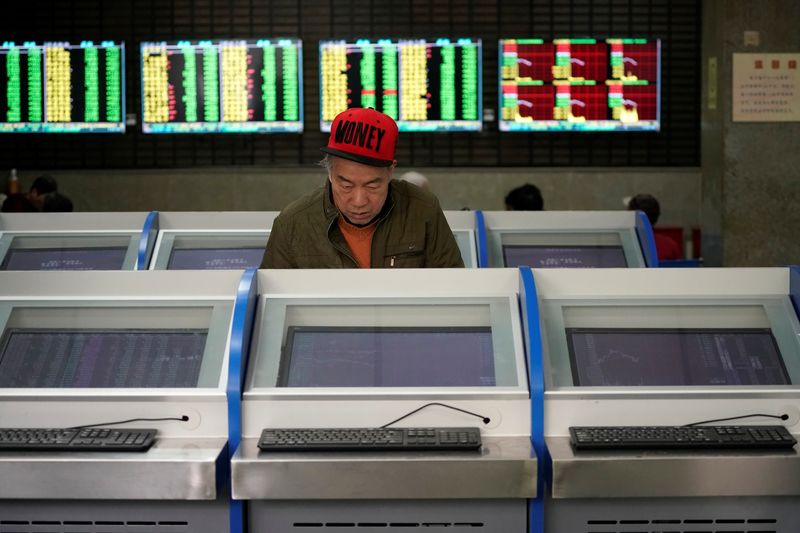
[398,171,430,190]
[505,183,544,211]
[627,193,660,225]
[30,174,58,195]
[318,154,333,172]
[42,192,74,212]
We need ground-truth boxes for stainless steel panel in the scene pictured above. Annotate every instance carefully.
[548,435,800,498]
[0,498,230,533]
[232,436,536,500]
[250,499,527,533]
[0,438,227,500]
[546,495,800,533]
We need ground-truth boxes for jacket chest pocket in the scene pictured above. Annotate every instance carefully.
[383,242,425,268]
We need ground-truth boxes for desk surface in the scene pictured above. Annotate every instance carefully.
[232,436,537,500]
[0,437,227,500]
[548,435,800,499]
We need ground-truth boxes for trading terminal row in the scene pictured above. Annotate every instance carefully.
[0,209,658,271]
[0,267,798,532]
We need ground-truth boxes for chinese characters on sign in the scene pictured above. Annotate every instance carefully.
[733,53,799,122]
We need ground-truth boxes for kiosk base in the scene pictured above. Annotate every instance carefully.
[546,495,800,533]
[0,498,229,532]
[249,499,526,532]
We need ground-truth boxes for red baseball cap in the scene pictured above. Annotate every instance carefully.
[321,108,398,167]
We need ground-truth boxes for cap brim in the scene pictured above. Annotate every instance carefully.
[320,147,394,167]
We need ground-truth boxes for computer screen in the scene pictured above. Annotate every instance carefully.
[167,247,265,270]
[0,328,208,387]
[499,38,660,132]
[141,39,302,133]
[319,38,482,132]
[567,328,790,386]
[0,247,128,270]
[0,41,125,133]
[278,326,495,387]
[502,245,628,268]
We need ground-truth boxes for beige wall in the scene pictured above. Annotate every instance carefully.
[21,165,701,227]
[703,0,800,267]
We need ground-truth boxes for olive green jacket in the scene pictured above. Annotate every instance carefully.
[261,179,464,269]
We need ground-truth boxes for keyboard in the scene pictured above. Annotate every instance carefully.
[258,427,482,452]
[0,428,157,452]
[569,425,797,451]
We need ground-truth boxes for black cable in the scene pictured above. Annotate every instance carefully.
[68,415,189,430]
[380,403,490,429]
[683,413,788,427]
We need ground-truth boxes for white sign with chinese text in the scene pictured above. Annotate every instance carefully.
[732,53,799,122]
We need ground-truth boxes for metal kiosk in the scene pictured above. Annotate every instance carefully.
[444,211,480,268]
[0,212,152,271]
[0,270,244,531]
[481,211,656,268]
[533,268,800,532]
[232,269,538,532]
[148,212,278,270]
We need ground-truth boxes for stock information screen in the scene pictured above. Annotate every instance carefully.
[320,38,482,132]
[500,38,660,132]
[0,41,124,133]
[141,39,302,133]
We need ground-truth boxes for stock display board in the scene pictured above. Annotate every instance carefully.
[0,41,124,133]
[500,38,660,132]
[141,39,302,133]
[320,38,482,132]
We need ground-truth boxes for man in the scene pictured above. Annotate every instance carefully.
[27,174,59,211]
[627,193,682,261]
[505,183,544,211]
[261,108,463,269]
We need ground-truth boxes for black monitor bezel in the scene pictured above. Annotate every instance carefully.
[277,325,494,388]
[565,327,791,387]
[0,246,130,271]
[166,245,265,270]
[501,243,629,268]
[0,327,209,388]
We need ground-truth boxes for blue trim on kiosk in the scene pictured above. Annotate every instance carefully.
[136,211,159,270]
[227,268,258,533]
[519,267,546,533]
[475,210,488,268]
[634,210,659,268]
[790,266,800,321]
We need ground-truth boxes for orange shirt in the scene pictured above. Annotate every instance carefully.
[338,217,378,268]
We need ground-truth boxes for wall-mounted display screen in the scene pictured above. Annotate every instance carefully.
[141,39,302,133]
[0,247,128,271]
[0,41,124,133]
[278,326,495,387]
[502,245,628,268]
[0,328,208,388]
[167,247,265,270]
[499,38,660,132]
[567,328,790,387]
[320,38,482,132]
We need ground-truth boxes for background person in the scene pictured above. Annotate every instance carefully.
[42,191,74,212]
[27,174,59,211]
[627,193,682,261]
[397,171,431,193]
[505,183,544,211]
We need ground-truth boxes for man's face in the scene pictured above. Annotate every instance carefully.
[329,156,395,225]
